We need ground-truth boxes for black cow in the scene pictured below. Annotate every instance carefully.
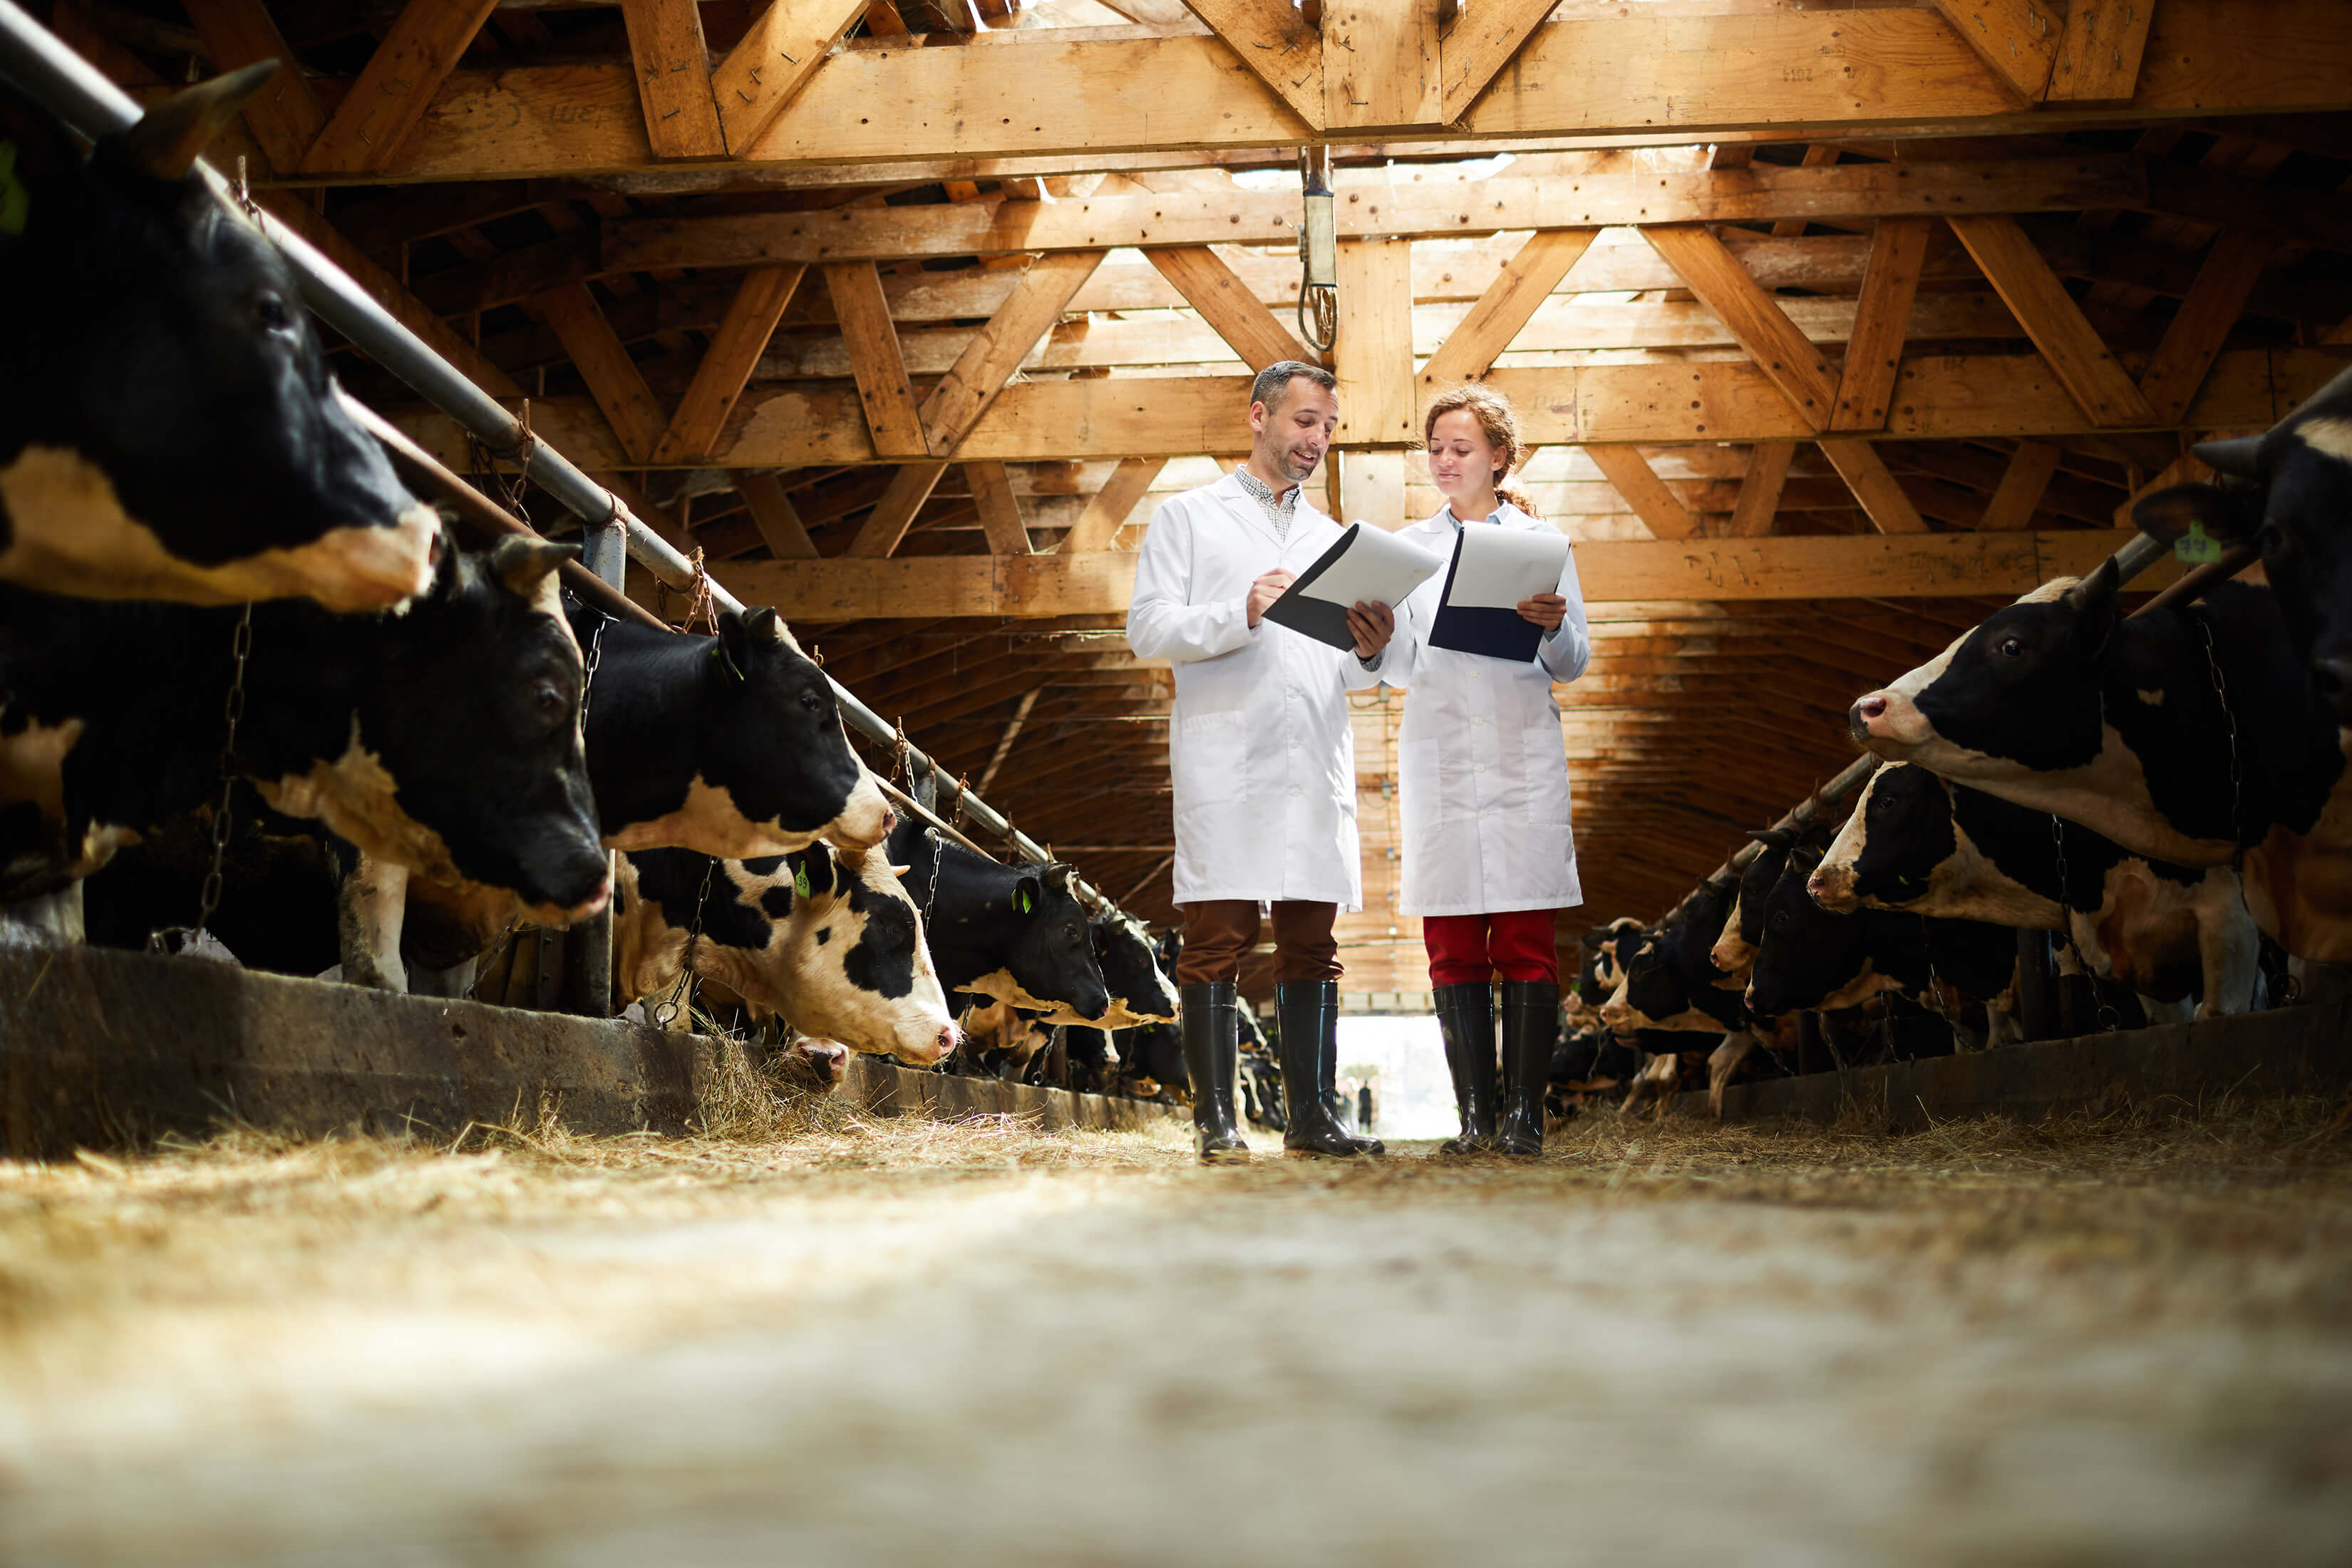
[569,599,889,859]
[0,539,608,971]
[1026,908,1180,1028]
[1118,1020,1187,1103]
[1849,570,2351,962]
[1745,846,2021,1044]
[884,817,1108,1019]
[1598,883,1763,1115]
[614,845,957,1063]
[2135,361,2352,721]
[0,68,435,610]
[1810,761,2261,1017]
[1576,916,1644,1006]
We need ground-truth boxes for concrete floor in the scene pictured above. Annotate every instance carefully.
[2,1106,2349,1565]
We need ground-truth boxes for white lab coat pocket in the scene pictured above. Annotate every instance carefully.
[1398,734,1453,826]
[1173,710,1249,815]
[1522,723,1574,828]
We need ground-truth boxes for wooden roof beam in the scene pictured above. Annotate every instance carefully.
[650,264,806,464]
[301,0,500,176]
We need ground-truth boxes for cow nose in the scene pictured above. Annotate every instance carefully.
[2313,656,2352,716]
[1849,695,1888,743]
[568,877,613,921]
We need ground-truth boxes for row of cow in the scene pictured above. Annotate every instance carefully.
[0,72,1192,1083]
[1563,361,2352,1113]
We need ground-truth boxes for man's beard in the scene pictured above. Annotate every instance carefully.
[1266,444,1318,483]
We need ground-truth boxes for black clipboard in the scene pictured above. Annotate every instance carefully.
[1260,523,1369,652]
[1425,530,1547,664]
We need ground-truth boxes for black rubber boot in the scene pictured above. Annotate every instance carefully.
[1433,982,1498,1156]
[1496,980,1560,1157]
[1276,980,1384,1157]
[1178,981,1249,1165]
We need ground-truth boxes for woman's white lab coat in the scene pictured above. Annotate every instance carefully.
[1125,471,1382,910]
[1381,502,1590,917]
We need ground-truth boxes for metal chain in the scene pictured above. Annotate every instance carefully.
[653,855,719,1030]
[150,603,253,954]
[579,611,607,727]
[2197,616,2244,848]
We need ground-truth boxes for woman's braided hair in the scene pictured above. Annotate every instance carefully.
[1423,383,1538,519]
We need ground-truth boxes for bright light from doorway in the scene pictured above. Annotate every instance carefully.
[1334,1015,1459,1140]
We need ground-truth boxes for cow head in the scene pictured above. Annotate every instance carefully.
[1849,567,2119,781]
[698,606,891,853]
[1577,916,1643,1006]
[1088,910,1180,1023]
[264,537,609,923]
[1711,827,1798,972]
[1000,864,1112,1020]
[619,845,957,1064]
[0,67,437,612]
[1811,763,1955,913]
[1744,847,1873,1021]
[2135,365,2352,722]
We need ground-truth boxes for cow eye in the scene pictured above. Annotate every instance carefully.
[1997,636,2023,658]
[532,680,567,718]
[799,689,826,713]
[254,292,295,334]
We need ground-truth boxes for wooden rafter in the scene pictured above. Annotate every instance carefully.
[619,0,726,160]
[1142,247,1313,372]
[1829,217,1931,432]
[651,265,807,465]
[713,0,873,153]
[733,472,822,559]
[1946,213,2159,427]
[823,261,929,458]
[1324,2,1439,130]
[1726,443,1796,539]
[535,282,668,465]
[919,251,1107,457]
[845,462,952,557]
[300,0,501,175]
[1438,0,1562,124]
[2048,1,2158,104]
[1817,439,1931,535]
[1640,225,1838,428]
[1058,458,1167,554]
[1334,237,1415,445]
[1416,227,1595,391]
[966,462,1036,555]
[600,159,2145,269]
[1587,447,1700,541]
[1177,0,1324,129]
[1927,0,2060,108]
[2135,229,2270,424]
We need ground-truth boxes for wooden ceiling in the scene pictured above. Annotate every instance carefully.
[49,0,2352,992]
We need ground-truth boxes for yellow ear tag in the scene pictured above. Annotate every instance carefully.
[793,863,812,899]
[2175,520,2223,565]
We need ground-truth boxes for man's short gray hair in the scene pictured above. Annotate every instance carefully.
[1249,360,1338,411]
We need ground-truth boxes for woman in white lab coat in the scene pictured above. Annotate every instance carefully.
[1383,384,1590,1157]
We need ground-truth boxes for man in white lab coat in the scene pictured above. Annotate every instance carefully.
[1126,362,1395,1163]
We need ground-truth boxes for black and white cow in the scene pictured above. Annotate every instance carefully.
[1025,908,1180,1029]
[1810,761,2261,1018]
[1598,883,1764,1115]
[884,817,1109,1019]
[614,845,957,1064]
[1849,571,2352,962]
[0,538,609,962]
[1707,827,1820,974]
[2135,361,2352,722]
[569,599,889,858]
[1745,845,2022,1045]
[0,67,436,610]
[1576,917,1644,1007]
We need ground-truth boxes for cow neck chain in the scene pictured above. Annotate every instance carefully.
[2046,817,2119,1033]
[150,603,253,954]
[579,611,607,726]
[2196,615,2245,850]
[653,855,719,1031]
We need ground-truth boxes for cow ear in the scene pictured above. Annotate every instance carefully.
[489,537,577,597]
[714,605,755,681]
[2133,482,2257,547]
[2191,435,2262,479]
[1013,873,1041,916]
[2062,558,2123,653]
[118,61,279,181]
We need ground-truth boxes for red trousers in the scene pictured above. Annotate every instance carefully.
[1423,909,1560,987]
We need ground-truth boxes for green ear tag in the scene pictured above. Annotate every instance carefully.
[0,143,29,237]
[793,863,812,899]
[2175,520,2223,565]
[1015,888,1033,915]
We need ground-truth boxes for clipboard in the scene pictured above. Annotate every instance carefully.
[1262,522,1445,652]
[1425,525,1574,663]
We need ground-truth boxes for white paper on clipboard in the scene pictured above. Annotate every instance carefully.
[1296,523,1445,607]
[1445,525,1572,609]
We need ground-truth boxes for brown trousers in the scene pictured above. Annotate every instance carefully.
[1177,899,1341,986]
